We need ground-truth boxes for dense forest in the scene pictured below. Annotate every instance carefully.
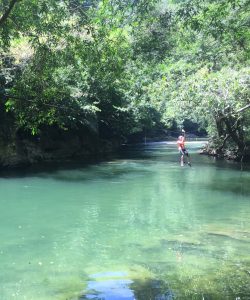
[0,0,249,167]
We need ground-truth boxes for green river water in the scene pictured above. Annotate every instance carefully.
[0,141,250,300]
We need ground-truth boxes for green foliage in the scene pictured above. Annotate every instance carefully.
[0,0,249,152]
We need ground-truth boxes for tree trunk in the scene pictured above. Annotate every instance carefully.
[215,117,224,137]
[223,116,245,153]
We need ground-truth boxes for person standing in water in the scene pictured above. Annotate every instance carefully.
[177,129,191,167]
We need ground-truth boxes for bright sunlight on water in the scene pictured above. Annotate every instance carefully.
[0,141,250,300]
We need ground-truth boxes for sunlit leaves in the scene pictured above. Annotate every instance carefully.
[1,0,249,147]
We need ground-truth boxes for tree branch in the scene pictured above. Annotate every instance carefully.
[0,0,19,27]
[217,102,250,121]
[236,103,250,114]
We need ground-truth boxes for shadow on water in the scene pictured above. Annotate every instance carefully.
[0,143,160,180]
[202,176,250,196]
[0,157,155,182]
[0,158,106,178]
[79,274,174,300]
[0,141,202,179]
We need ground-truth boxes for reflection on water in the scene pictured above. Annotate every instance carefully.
[0,142,250,300]
[83,278,134,300]
[80,272,173,300]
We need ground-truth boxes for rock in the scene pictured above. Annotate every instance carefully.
[0,125,121,169]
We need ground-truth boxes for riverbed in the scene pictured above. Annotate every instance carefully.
[0,141,249,299]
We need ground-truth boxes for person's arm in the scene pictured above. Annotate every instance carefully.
[182,129,186,141]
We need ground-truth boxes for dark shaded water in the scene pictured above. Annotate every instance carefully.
[0,141,249,300]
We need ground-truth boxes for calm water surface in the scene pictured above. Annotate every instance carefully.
[0,142,250,300]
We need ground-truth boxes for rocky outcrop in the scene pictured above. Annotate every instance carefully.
[199,142,250,161]
[0,125,120,169]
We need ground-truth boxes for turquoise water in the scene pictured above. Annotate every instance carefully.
[0,142,250,300]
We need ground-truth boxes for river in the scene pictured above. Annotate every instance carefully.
[0,141,249,300]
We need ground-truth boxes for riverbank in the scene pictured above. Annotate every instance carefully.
[0,125,122,169]
[0,123,208,169]
[1,125,247,170]
[199,142,250,162]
